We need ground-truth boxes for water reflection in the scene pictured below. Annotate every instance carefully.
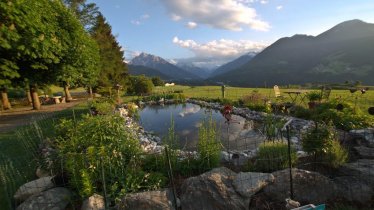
[139,103,265,151]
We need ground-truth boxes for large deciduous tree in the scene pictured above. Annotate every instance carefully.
[0,0,100,109]
[91,14,129,94]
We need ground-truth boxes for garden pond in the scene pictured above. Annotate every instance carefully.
[139,103,267,151]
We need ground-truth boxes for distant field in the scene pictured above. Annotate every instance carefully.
[151,85,374,113]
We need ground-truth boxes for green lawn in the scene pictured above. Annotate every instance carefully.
[0,103,89,209]
[149,85,374,114]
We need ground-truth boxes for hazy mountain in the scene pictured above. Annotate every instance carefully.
[128,64,171,80]
[210,52,256,77]
[209,19,374,86]
[130,53,200,80]
[176,62,210,79]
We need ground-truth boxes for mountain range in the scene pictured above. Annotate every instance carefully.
[129,53,201,81]
[210,19,374,86]
[128,19,374,86]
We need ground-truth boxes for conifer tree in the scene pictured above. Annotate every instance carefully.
[91,14,129,93]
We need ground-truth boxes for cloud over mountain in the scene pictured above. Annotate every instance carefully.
[172,36,267,58]
[161,0,270,31]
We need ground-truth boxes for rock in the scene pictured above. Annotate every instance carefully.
[334,176,373,205]
[340,159,374,187]
[353,146,374,159]
[16,187,72,210]
[180,167,247,210]
[117,189,176,210]
[14,176,54,202]
[233,172,274,198]
[263,169,337,204]
[81,194,105,210]
[349,128,374,146]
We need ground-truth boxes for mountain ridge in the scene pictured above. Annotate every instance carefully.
[209,19,374,86]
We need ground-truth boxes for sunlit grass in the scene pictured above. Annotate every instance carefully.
[144,85,374,114]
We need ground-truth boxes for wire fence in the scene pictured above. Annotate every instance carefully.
[1,106,374,209]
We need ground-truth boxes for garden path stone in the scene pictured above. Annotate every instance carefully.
[16,187,71,210]
[14,176,54,202]
[117,189,176,210]
[262,168,337,204]
[180,167,247,210]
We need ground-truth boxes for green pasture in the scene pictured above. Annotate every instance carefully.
[150,85,374,113]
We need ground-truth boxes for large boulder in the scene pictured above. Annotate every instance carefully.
[233,172,274,198]
[117,189,176,210]
[339,159,374,187]
[81,194,105,210]
[262,169,337,204]
[349,128,374,146]
[180,167,247,210]
[353,146,374,159]
[16,187,72,210]
[14,176,54,202]
[334,176,373,205]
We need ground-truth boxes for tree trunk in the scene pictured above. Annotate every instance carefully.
[1,88,11,110]
[63,83,73,102]
[30,85,41,110]
[26,89,32,106]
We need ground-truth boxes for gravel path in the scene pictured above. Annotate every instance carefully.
[0,100,84,133]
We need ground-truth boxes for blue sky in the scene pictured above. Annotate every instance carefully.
[88,0,374,66]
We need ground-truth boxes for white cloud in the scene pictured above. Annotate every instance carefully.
[161,0,270,31]
[131,20,141,25]
[186,21,197,29]
[171,13,182,21]
[131,14,150,25]
[260,0,268,4]
[276,5,283,10]
[172,36,267,58]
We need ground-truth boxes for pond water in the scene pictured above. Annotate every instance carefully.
[139,103,266,151]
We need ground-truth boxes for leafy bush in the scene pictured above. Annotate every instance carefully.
[324,140,348,168]
[262,115,286,141]
[56,114,142,198]
[289,105,312,119]
[254,141,297,172]
[306,91,322,101]
[310,100,374,130]
[197,116,222,170]
[302,123,348,168]
[151,77,165,86]
[89,99,115,115]
[128,75,154,95]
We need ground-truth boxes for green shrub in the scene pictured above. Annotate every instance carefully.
[302,123,348,168]
[262,115,285,141]
[306,91,322,101]
[289,105,312,119]
[324,140,348,168]
[89,99,115,115]
[254,141,297,172]
[197,116,221,170]
[56,114,141,198]
[310,100,374,131]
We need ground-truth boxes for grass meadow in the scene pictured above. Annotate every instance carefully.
[149,85,374,114]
